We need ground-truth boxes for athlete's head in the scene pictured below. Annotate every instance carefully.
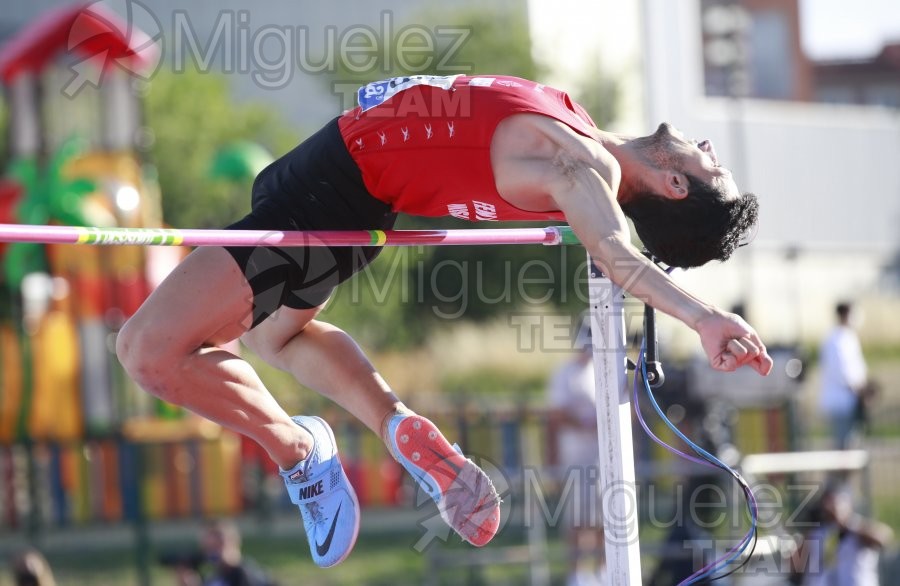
[620,123,758,268]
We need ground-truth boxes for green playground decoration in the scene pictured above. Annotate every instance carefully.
[210,141,275,183]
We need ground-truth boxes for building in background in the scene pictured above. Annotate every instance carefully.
[701,0,814,101]
[813,41,900,107]
[636,0,900,347]
[530,0,900,345]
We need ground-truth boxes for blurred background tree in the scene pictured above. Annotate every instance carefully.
[143,67,296,230]
[332,4,544,83]
[573,69,619,132]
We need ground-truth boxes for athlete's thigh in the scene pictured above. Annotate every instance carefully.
[128,246,255,350]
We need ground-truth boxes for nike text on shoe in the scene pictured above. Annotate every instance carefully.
[386,413,501,546]
[281,415,360,568]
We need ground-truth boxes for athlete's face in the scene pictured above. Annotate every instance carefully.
[642,123,741,202]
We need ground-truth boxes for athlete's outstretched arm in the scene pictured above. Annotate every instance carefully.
[545,136,772,375]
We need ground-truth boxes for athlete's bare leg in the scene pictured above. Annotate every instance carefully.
[115,247,311,470]
[241,305,501,547]
[119,246,499,548]
[118,246,403,464]
[241,306,406,439]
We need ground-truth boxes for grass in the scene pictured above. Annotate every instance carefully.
[1,532,435,586]
[5,491,900,586]
[874,499,900,535]
[241,532,428,586]
[0,524,569,586]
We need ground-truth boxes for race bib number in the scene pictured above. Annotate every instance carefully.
[357,75,461,112]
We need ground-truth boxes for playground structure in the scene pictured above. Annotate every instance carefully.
[0,3,254,538]
[0,3,164,442]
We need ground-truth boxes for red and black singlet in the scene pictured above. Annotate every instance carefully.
[337,75,596,222]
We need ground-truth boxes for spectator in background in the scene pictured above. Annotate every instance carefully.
[789,480,893,586]
[164,520,276,586]
[201,520,269,586]
[9,548,56,586]
[547,316,606,586]
[818,302,873,449]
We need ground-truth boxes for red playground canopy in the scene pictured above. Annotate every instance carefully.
[0,2,159,83]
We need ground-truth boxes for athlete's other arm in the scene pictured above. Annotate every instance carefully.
[496,119,772,375]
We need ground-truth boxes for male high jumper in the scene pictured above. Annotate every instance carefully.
[117,75,772,567]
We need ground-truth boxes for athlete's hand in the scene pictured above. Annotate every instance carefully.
[695,311,773,375]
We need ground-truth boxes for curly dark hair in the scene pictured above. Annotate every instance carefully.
[620,175,759,268]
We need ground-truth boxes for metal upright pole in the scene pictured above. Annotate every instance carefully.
[588,256,642,585]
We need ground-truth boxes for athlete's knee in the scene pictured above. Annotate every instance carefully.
[115,317,140,370]
[116,317,181,395]
[116,318,157,380]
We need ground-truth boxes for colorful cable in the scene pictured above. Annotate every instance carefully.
[633,339,759,584]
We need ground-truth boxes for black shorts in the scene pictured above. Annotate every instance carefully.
[225,118,397,328]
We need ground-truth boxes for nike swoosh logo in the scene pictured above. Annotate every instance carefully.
[414,471,436,496]
[316,502,342,558]
[428,447,463,482]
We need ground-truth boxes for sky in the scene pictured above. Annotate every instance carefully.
[800,0,900,59]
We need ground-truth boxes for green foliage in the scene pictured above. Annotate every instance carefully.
[333,2,542,81]
[408,226,590,325]
[143,68,296,229]
[573,73,620,129]
[0,94,8,167]
[441,365,549,397]
[417,3,545,79]
[17,528,570,586]
[320,244,429,349]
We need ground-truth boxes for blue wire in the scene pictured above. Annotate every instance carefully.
[637,341,759,584]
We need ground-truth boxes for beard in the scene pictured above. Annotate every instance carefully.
[633,123,682,170]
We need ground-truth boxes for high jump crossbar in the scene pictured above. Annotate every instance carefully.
[0,221,642,584]
[0,223,581,247]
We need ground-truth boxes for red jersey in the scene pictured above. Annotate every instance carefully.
[337,75,596,222]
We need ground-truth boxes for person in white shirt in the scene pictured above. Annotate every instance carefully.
[547,317,606,586]
[818,303,869,449]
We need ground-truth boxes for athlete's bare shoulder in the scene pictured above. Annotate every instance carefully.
[490,113,619,211]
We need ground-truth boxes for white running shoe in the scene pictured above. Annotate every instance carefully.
[280,415,360,568]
